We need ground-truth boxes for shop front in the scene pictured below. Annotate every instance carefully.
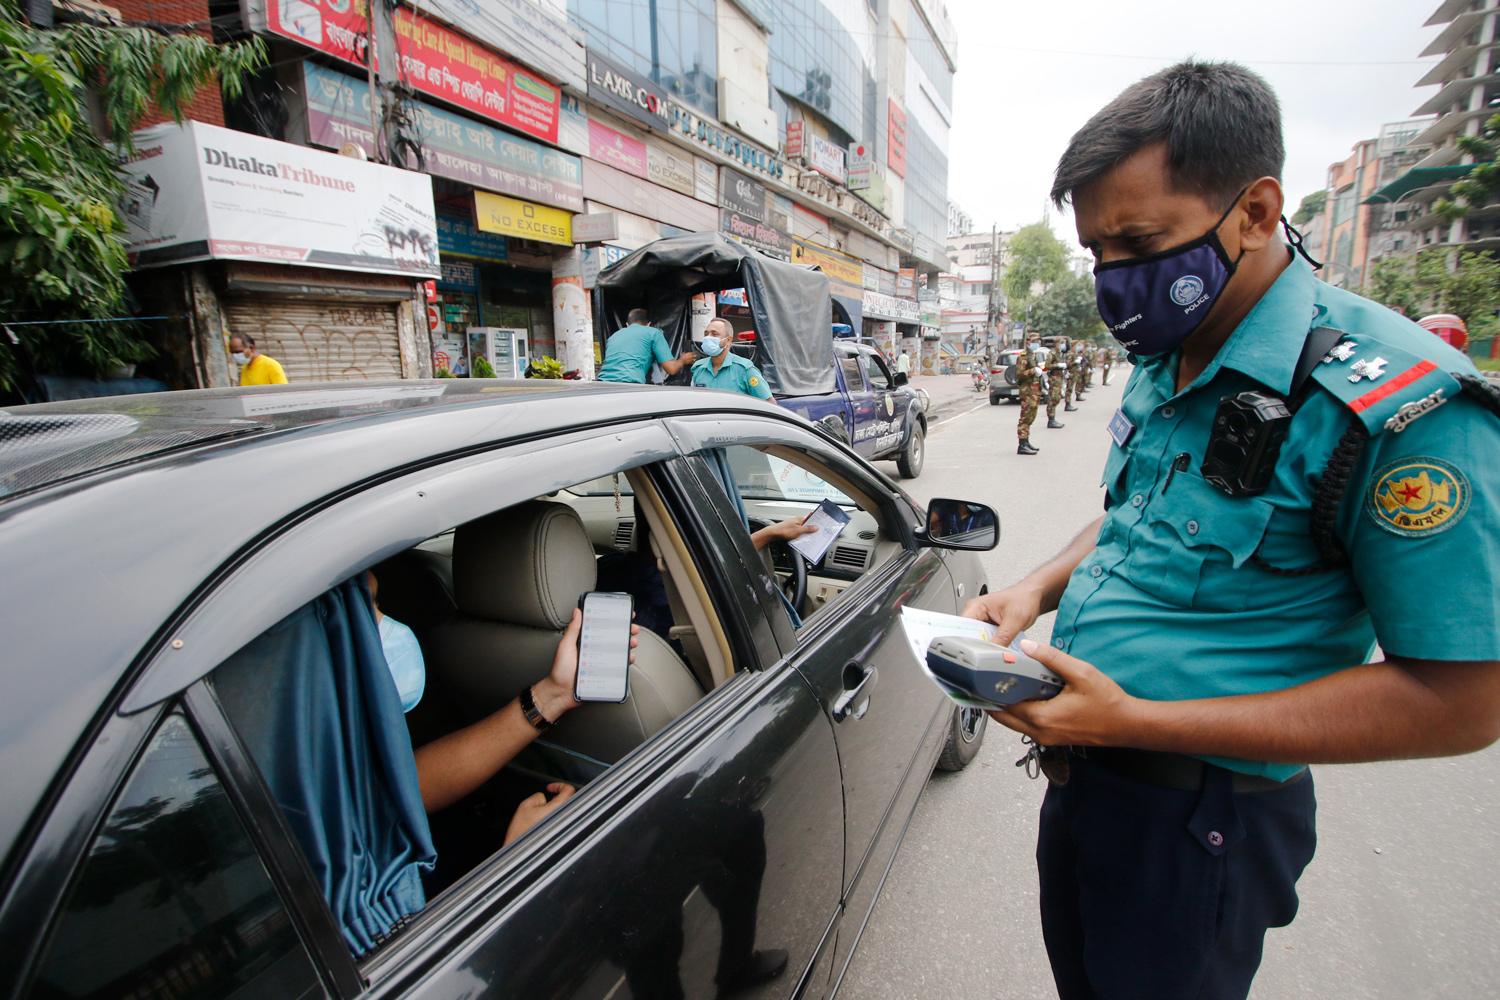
[122,121,438,387]
[298,62,584,378]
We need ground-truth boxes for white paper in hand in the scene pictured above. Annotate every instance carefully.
[899,606,1011,710]
[788,499,851,564]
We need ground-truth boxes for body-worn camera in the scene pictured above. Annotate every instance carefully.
[1201,390,1293,497]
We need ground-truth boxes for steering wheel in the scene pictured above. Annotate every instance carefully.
[747,518,808,612]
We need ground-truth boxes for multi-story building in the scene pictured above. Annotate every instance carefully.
[574,0,956,357]
[1367,0,1500,254]
[940,226,1011,355]
[109,0,956,385]
[1319,121,1430,289]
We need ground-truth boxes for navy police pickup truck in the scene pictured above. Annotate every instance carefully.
[595,233,928,478]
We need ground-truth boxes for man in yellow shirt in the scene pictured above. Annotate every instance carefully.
[229,334,288,385]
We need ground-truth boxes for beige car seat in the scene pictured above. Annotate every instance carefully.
[423,500,703,764]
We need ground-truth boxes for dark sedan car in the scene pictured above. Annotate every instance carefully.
[0,380,995,999]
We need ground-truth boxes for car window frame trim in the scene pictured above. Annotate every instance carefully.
[182,681,367,998]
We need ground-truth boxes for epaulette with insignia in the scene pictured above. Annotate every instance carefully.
[1308,334,1460,436]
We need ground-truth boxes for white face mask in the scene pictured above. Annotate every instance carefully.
[230,351,249,366]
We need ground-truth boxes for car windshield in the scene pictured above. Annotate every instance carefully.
[728,448,854,505]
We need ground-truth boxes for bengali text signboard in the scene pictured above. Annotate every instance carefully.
[261,3,559,143]
[302,63,582,211]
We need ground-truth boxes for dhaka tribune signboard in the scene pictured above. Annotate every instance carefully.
[122,121,438,277]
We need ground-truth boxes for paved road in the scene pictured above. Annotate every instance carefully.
[843,369,1500,999]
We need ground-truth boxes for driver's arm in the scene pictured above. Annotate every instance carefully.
[751,517,819,551]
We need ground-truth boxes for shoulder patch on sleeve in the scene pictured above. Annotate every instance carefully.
[1366,455,1470,537]
[1309,334,1460,436]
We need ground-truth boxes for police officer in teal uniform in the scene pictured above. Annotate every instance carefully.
[964,61,1500,1000]
[597,307,696,383]
[690,318,774,400]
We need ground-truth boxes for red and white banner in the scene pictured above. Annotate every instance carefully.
[262,2,560,144]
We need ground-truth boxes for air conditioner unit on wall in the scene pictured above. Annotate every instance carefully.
[719,78,779,149]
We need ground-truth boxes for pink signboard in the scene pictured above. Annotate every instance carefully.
[588,119,648,178]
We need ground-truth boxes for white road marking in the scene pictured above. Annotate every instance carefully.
[930,400,989,429]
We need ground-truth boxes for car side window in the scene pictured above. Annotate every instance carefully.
[718,445,899,624]
[840,355,865,393]
[27,711,320,1000]
[862,353,892,391]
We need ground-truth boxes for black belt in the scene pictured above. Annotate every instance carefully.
[1070,746,1307,794]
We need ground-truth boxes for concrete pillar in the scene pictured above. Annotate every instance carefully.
[553,248,595,379]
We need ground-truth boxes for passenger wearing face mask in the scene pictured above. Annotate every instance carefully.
[689,318,773,400]
[228,333,288,386]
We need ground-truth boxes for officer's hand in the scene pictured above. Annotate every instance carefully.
[986,639,1140,748]
[961,585,1042,646]
[679,350,698,363]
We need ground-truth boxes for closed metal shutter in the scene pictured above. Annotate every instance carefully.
[223,297,403,382]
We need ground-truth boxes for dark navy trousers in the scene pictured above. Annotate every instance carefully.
[1037,758,1317,1000]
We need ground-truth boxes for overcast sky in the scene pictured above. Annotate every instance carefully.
[946,0,1447,254]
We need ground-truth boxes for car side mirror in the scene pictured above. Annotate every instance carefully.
[893,371,909,387]
[919,498,999,551]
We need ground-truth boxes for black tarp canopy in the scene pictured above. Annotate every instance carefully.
[593,232,836,397]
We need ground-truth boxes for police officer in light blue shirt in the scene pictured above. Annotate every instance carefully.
[964,61,1500,1000]
[690,318,774,400]
[597,307,696,383]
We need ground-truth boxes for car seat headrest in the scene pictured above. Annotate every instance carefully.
[453,500,597,629]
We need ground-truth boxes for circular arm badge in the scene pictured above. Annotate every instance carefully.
[1366,456,1469,537]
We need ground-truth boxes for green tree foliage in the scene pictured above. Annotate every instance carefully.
[1002,221,1068,315]
[1435,113,1499,223]
[1028,270,1103,341]
[1291,189,1328,227]
[0,3,264,392]
[1365,249,1500,343]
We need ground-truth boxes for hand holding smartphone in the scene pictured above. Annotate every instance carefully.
[574,591,634,703]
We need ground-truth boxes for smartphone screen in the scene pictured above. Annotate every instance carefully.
[574,591,633,703]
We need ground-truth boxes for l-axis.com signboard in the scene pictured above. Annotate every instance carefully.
[259,2,559,143]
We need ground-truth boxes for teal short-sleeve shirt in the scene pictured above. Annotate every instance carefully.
[597,324,674,383]
[1053,257,1500,780]
[690,353,774,400]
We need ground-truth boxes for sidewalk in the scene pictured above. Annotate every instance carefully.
[910,373,988,423]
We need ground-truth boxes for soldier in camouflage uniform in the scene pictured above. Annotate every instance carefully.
[1046,337,1068,428]
[1016,335,1042,455]
[1073,343,1088,402]
[1062,340,1080,411]
[1081,342,1095,389]
[1101,346,1116,385]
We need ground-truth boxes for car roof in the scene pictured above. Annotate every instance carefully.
[0,380,789,867]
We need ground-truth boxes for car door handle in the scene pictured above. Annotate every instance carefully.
[832,664,878,723]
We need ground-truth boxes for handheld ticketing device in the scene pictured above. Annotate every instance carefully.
[925,636,1063,707]
[574,591,634,703]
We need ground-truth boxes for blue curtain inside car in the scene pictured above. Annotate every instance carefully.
[213,575,436,957]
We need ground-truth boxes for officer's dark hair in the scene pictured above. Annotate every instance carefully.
[230,333,256,348]
[627,307,650,324]
[1050,60,1285,210]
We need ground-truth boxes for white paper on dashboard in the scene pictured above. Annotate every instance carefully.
[788,499,851,564]
[899,606,1012,710]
